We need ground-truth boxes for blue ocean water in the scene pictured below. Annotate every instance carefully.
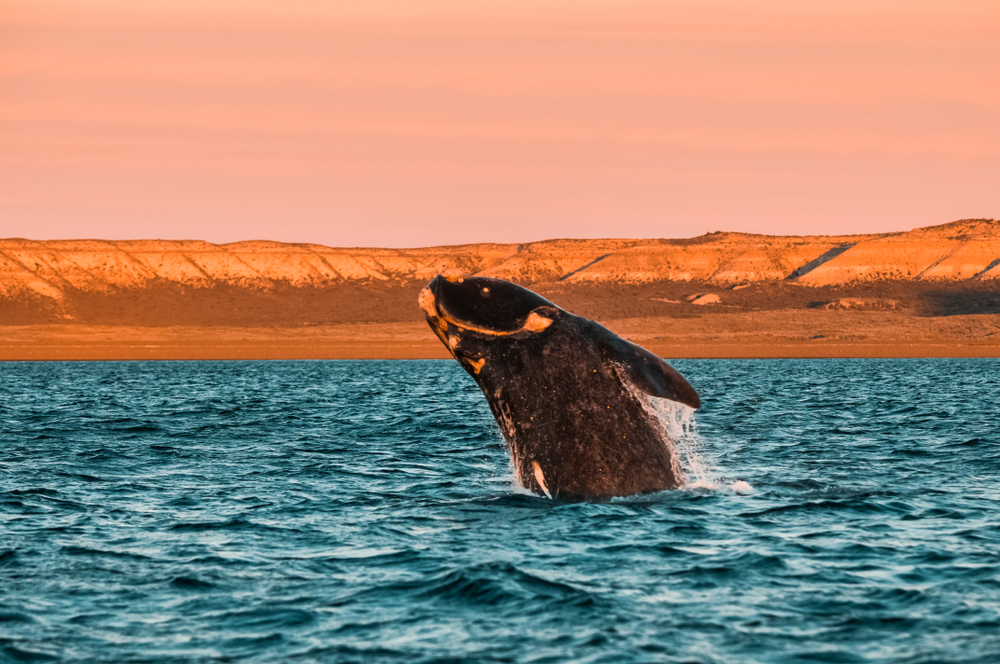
[1,359,998,663]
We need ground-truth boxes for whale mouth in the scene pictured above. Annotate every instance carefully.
[437,304,554,337]
[439,308,554,336]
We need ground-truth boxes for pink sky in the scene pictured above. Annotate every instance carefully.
[1,0,998,247]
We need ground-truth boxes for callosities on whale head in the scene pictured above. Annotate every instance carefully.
[419,271,559,373]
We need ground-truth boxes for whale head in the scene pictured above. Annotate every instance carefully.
[420,271,559,336]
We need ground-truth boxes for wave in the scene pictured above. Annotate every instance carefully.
[1,359,998,663]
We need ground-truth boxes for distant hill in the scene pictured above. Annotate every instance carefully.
[2,219,998,326]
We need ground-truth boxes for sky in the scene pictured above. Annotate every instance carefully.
[1,0,998,247]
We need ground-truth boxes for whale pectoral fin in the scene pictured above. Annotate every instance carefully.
[598,329,701,409]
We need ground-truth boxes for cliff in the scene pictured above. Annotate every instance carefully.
[4,219,998,296]
[1,219,998,326]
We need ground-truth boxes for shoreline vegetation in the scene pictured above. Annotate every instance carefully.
[2,219,999,360]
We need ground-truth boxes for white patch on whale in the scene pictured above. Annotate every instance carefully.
[532,461,553,499]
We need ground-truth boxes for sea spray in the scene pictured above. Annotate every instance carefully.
[639,393,717,488]
[644,394,755,494]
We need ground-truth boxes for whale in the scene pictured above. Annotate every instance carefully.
[419,271,701,500]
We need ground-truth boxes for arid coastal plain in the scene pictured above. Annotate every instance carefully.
[2,219,999,360]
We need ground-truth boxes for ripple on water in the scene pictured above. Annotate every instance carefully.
[0,359,998,663]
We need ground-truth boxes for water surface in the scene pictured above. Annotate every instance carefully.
[2,359,998,663]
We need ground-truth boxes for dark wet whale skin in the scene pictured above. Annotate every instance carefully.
[421,274,700,500]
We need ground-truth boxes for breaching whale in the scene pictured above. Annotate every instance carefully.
[419,271,701,500]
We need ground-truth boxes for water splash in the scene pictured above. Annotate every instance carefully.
[638,392,753,494]
[641,394,716,488]
[730,480,754,495]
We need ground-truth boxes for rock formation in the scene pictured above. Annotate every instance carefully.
[1,219,998,325]
[793,219,1000,286]
[3,219,996,299]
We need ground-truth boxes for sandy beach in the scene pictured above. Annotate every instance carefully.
[4,310,999,361]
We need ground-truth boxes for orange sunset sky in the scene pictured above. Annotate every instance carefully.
[1,0,998,247]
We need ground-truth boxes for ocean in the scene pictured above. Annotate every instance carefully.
[1,359,998,663]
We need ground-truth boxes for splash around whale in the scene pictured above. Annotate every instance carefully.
[419,271,701,500]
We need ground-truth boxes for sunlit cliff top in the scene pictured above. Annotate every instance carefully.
[2,219,999,303]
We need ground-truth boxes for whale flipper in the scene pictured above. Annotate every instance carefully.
[594,324,701,409]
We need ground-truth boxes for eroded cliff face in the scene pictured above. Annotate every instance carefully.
[0,240,519,300]
[1,219,998,323]
[792,219,1000,285]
